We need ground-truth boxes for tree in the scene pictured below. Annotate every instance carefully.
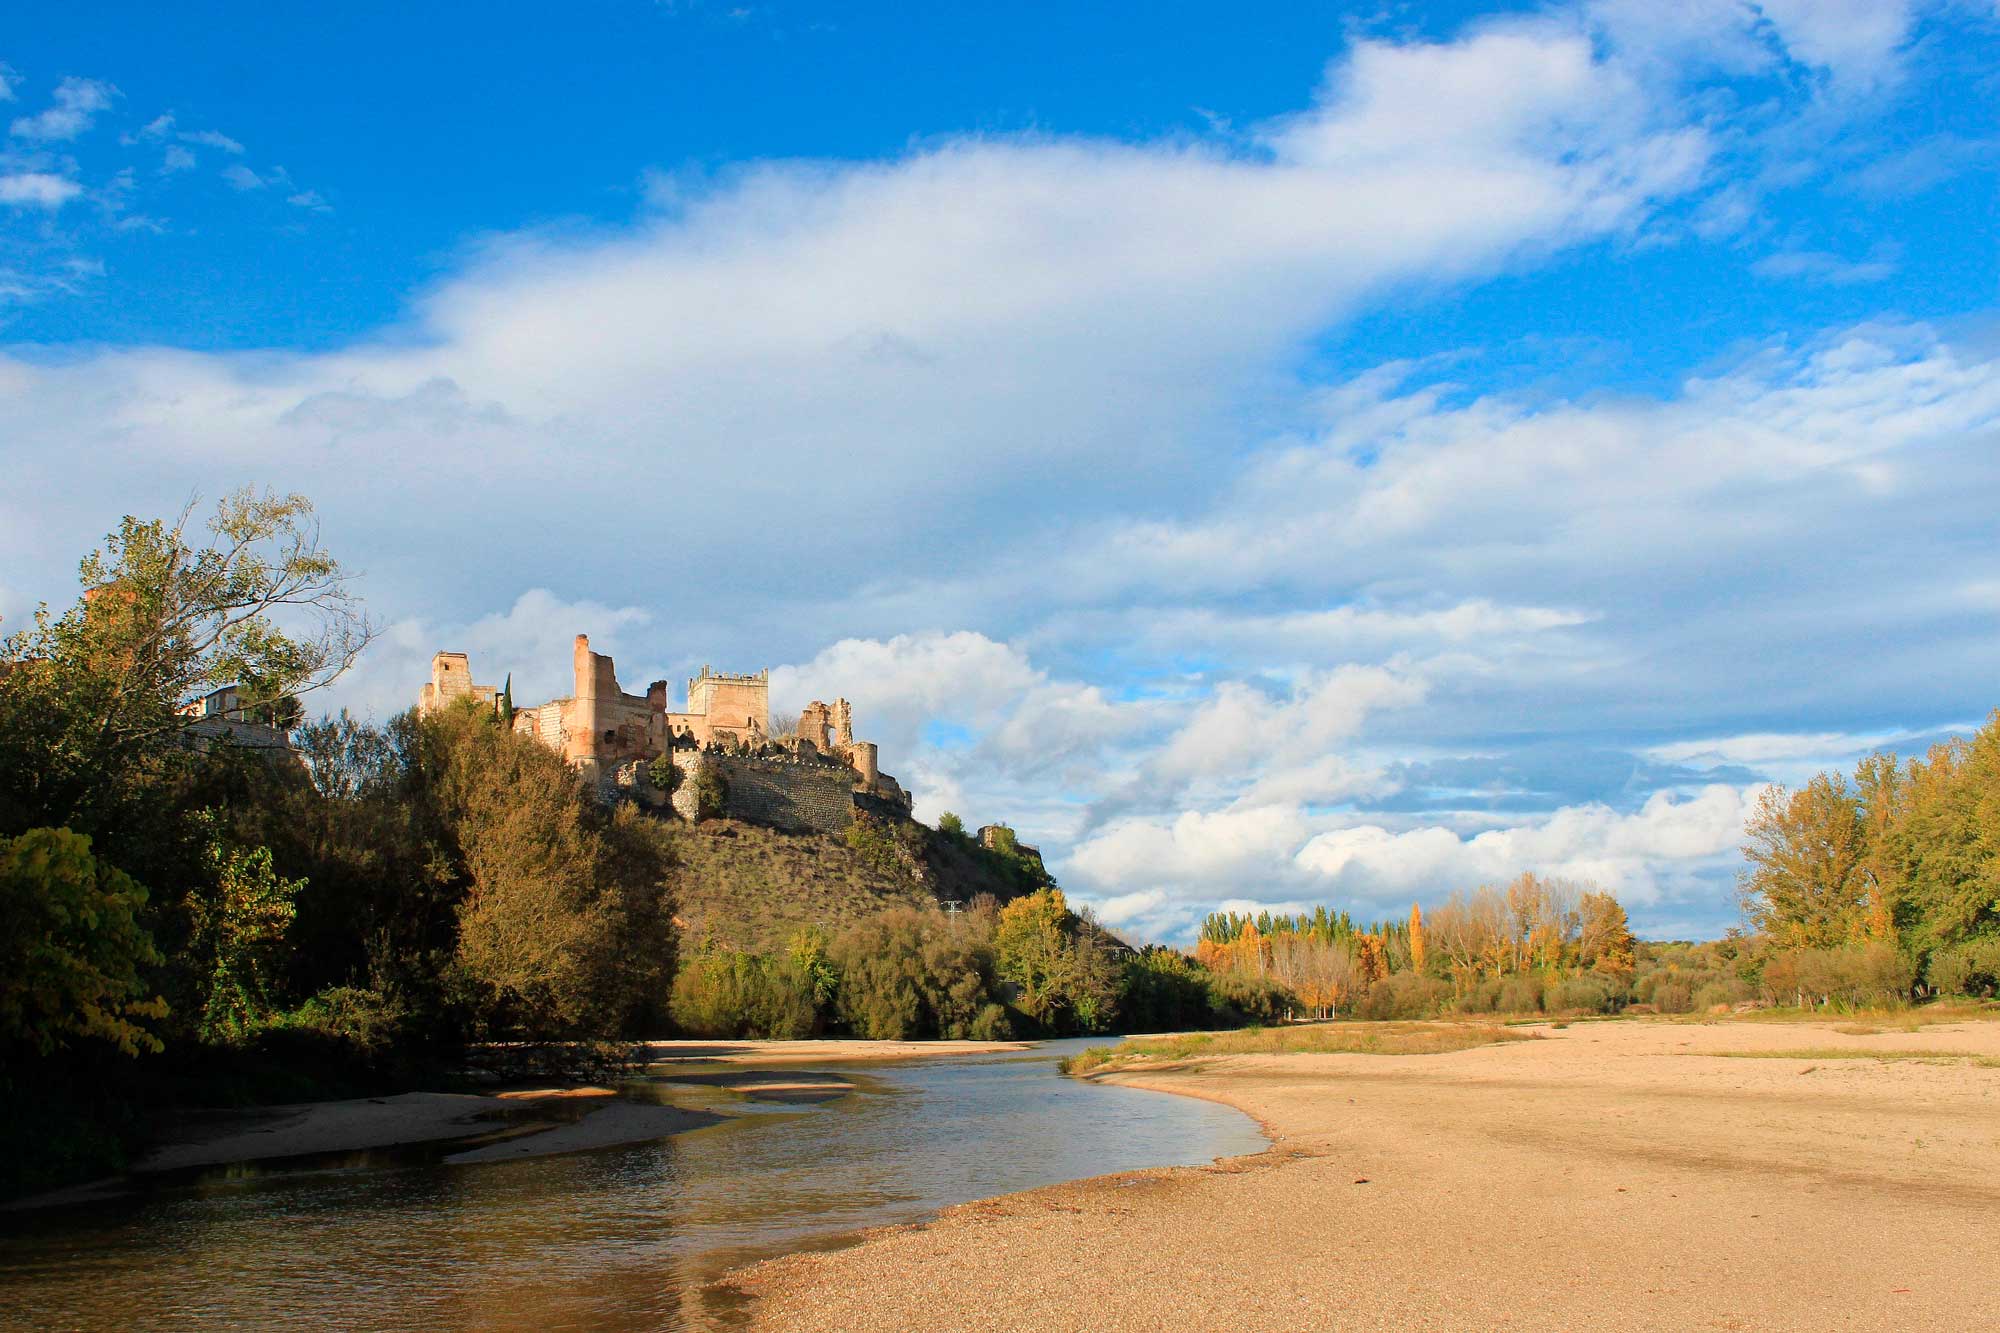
[189,815,306,1042]
[995,888,1075,1027]
[0,489,371,840]
[0,828,166,1056]
[425,702,676,1041]
[1408,903,1426,975]
[1739,775,1872,948]
[1576,890,1635,981]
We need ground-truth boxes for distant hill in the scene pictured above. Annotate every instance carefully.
[668,813,1054,956]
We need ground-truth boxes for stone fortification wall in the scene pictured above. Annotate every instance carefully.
[670,752,856,834]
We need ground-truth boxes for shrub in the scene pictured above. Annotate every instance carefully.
[1692,978,1752,1010]
[969,1003,1015,1041]
[1650,981,1696,1013]
[1546,973,1623,1015]
[1205,973,1296,1026]
[670,947,814,1039]
[1495,977,1543,1015]
[1358,972,1450,1020]
[1926,937,2000,997]
[693,766,728,821]
[1760,942,1914,1009]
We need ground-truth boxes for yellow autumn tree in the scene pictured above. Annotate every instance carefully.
[1409,903,1426,974]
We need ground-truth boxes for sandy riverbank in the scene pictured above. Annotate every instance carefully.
[727,1016,2000,1332]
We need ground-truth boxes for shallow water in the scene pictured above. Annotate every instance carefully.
[0,1039,1264,1331]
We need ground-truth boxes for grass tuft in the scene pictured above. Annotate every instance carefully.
[1060,1022,1535,1076]
[1706,1048,2000,1067]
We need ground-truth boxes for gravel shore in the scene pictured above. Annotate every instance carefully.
[727,1017,2000,1332]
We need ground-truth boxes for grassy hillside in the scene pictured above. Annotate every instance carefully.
[668,815,1050,956]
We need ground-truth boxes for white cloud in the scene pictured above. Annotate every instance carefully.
[8,75,116,142]
[179,128,243,154]
[161,145,195,174]
[1295,784,1762,904]
[1752,247,1897,285]
[0,64,16,102]
[330,588,660,723]
[286,189,331,212]
[1752,0,1915,95]
[0,171,81,209]
[220,163,262,190]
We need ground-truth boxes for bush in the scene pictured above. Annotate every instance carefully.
[1358,972,1450,1020]
[1205,973,1296,1026]
[1546,973,1623,1015]
[828,906,1006,1039]
[1650,981,1696,1013]
[1760,942,1914,1009]
[1692,978,1752,1010]
[670,947,815,1038]
[1119,949,1218,1032]
[969,1003,1015,1040]
[1926,937,2000,997]
[693,766,728,821]
[1494,977,1543,1015]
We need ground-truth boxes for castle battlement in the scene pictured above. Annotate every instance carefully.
[416,636,909,818]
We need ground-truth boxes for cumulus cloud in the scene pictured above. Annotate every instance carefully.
[0,171,81,208]
[220,163,262,190]
[1071,784,1762,941]
[9,75,116,141]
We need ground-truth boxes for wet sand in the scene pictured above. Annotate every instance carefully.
[728,1017,2000,1332]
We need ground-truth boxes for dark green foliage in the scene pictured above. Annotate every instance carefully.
[0,827,165,1057]
[693,765,727,820]
[1203,972,1297,1026]
[1118,948,1216,1033]
[670,945,816,1038]
[827,903,1008,1039]
[1927,937,2000,996]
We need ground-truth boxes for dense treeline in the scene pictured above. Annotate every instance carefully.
[0,494,675,1195]
[1738,713,2000,1002]
[1193,876,1640,1018]
[670,887,1298,1042]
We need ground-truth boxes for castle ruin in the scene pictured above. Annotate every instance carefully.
[418,634,909,827]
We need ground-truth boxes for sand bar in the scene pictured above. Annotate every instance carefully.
[729,1017,2000,1331]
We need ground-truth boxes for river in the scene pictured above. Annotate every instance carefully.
[0,1039,1264,1331]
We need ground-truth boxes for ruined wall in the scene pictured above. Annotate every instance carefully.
[669,752,855,834]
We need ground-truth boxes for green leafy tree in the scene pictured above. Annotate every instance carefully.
[1739,774,1872,948]
[189,814,306,1043]
[0,489,372,842]
[0,828,166,1056]
[427,702,677,1041]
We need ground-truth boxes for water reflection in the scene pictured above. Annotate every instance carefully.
[0,1038,1264,1331]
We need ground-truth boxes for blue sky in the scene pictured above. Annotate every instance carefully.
[5,1,2000,942]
